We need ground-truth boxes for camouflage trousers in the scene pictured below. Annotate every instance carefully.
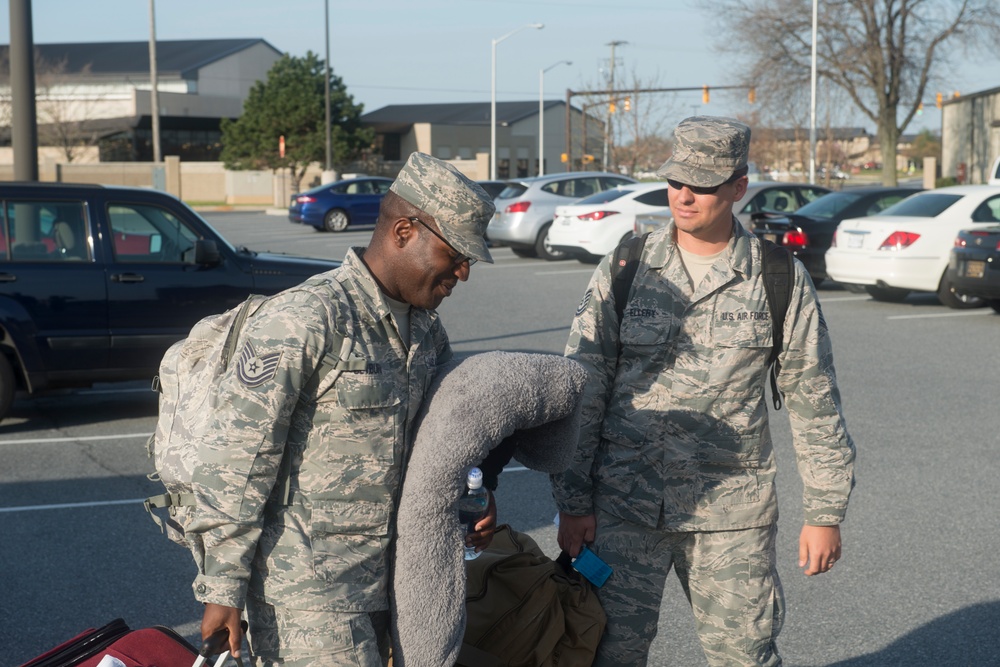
[591,508,784,667]
[245,597,391,667]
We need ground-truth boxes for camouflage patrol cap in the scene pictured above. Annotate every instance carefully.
[656,116,751,187]
[390,152,495,263]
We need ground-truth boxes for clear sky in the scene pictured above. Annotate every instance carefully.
[2,0,996,135]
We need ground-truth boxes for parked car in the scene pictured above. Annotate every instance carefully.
[825,185,1000,307]
[546,182,669,263]
[634,181,831,235]
[0,182,340,422]
[487,171,637,260]
[475,180,509,200]
[946,225,1000,313]
[288,176,393,232]
[752,186,921,284]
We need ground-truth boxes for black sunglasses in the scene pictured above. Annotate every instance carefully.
[408,217,477,267]
[667,169,748,196]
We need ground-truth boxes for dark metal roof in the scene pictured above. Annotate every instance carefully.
[361,101,566,133]
[0,38,281,80]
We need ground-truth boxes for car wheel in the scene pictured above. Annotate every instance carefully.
[988,299,1000,315]
[510,247,538,258]
[323,209,350,232]
[0,353,16,423]
[937,273,985,309]
[535,223,567,261]
[865,285,910,303]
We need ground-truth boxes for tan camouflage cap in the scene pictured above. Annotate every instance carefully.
[656,116,751,187]
[390,152,495,263]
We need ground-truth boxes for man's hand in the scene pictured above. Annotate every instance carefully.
[201,603,244,658]
[557,512,596,558]
[466,490,498,554]
[799,524,842,576]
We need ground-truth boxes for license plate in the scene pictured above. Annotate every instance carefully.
[762,233,778,243]
[963,260,986,279]
[847,233,864,249]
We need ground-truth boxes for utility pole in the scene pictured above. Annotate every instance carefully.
[323,0,333,182]
[10,0,39,181]
[603,40,627,171]
[148,0,161,162]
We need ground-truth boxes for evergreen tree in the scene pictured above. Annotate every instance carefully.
[221,52,373,192]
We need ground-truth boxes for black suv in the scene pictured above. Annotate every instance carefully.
[0,182,340,422]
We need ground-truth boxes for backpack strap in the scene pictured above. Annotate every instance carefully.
[760,240,794,410]
[221,294,270,371]
[611,232,649,324]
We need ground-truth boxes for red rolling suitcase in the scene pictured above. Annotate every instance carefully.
[18,618,236,667]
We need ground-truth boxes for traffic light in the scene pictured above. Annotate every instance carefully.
[702,85,710,104]
[560,153,568,163]
[917,102,923,115]
[609,101,617,113]
[582,154,595,164]
[748,87,756,104]
[624,97,631,112]
[936,92,942,109]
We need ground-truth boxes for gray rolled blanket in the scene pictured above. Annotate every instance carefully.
[390,350,587,666]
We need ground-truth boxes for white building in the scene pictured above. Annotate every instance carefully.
[0,38,282,163]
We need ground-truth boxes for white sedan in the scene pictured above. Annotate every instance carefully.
[825,185,1000,307]
[545,182,670,263]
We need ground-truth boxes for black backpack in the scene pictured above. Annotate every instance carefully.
[610,233,794,410]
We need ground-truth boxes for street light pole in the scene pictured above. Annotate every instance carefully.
[324,0,332,178]
[491,23,543,180]
[603,40,627,172]
[148,0,161,163]
[539,60,571,176]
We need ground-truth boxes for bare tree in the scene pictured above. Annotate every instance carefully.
[610,70,678,177]
[0,50,12,133]
[707,0,1000,185]
[35,58,105,163]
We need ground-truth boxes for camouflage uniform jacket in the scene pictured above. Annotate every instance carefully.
[188,248,451,612]
[552,220,855,531]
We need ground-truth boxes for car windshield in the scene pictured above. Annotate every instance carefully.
[793,192,862,219]
[574,189,630,205]
[498,184,528,199]
[878,193,963,217]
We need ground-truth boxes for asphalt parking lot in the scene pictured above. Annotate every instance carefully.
[2,212,998,665]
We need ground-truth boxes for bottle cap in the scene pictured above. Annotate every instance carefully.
[467,467,484,489]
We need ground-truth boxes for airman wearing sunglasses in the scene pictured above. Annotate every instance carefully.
[553,116,856,667]
[189,152,499,666]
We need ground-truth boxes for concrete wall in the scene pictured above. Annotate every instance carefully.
[942,89,1000,183]
[1,155,492,205]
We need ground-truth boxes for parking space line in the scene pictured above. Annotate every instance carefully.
[0,432,151,446]
[0,498,144,513]
[887,310,994,320]
[0,467,534,514]
[818,296,871,302]
[535,269,597,275]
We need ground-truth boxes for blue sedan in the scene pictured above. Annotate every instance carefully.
[288,176,393,232]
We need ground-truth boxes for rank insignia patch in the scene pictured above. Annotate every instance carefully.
[576,289,593,316]
[237,341,282,387]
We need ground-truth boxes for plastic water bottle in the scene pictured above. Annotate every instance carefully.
[457,467,489,560]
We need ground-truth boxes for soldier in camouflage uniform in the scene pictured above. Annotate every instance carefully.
[551,117,856,667]
[186,152,497,666]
